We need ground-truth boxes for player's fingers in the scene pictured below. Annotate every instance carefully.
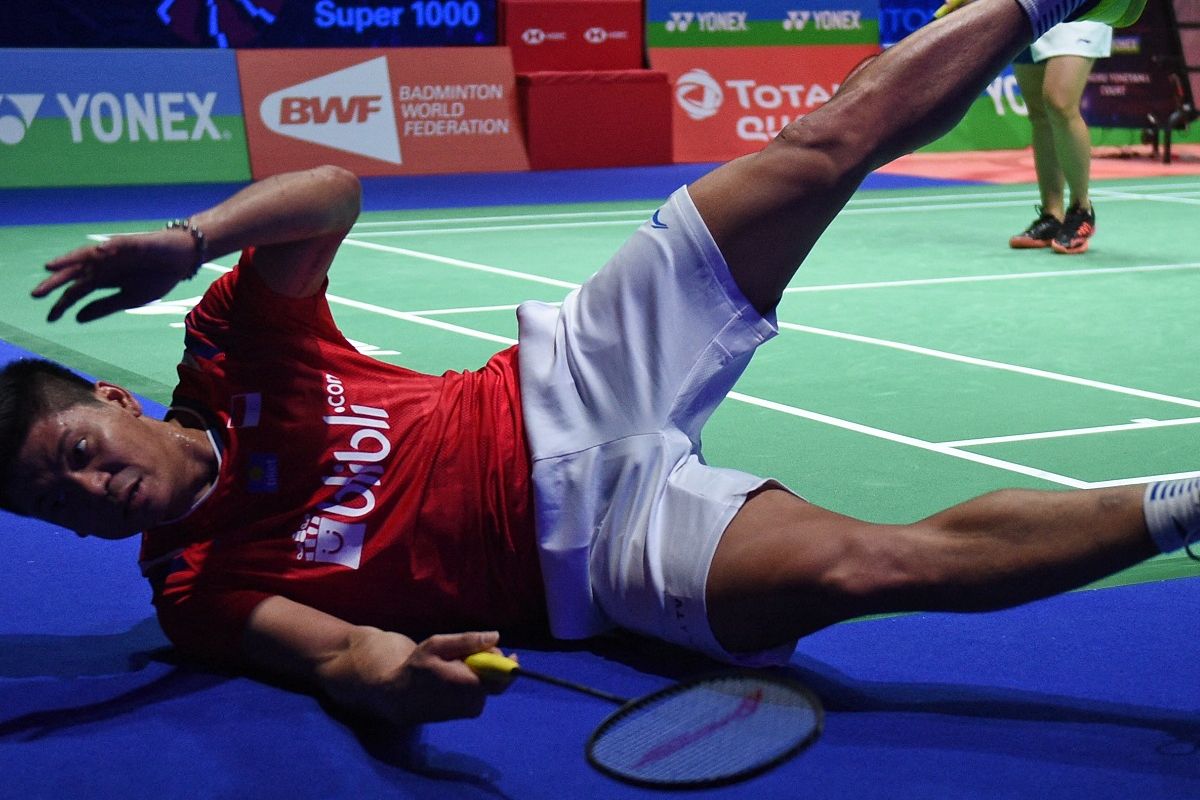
[32,261,89,297]
[44,243,101,270]
[76,291,136,323]
[47,279,96,322]
[423,631,501,661]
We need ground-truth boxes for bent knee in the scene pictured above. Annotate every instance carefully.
[765,115,874,193]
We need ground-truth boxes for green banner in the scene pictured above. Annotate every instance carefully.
[0,49,250,188]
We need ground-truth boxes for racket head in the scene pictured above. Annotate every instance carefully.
[585,669,823,789]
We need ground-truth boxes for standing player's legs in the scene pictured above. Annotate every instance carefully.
[685,0,1162,654]
[1014,61,1068,219]
[1036,55,1098,215]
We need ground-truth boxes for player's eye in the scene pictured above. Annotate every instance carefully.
[69,438,88,468]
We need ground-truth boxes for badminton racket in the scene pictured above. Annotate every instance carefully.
[466,652,823,788]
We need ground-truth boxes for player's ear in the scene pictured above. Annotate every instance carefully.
[93,381,143,417]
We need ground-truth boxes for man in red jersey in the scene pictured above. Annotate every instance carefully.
[3,0,1174,727]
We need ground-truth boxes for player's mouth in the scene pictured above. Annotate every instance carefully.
[122,476,143,519]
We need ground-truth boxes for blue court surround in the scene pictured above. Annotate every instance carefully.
[0,165,966,225]
[2,167,1197,799]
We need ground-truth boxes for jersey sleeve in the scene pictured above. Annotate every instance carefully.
[172,248,350,413]
[147,543,273,667]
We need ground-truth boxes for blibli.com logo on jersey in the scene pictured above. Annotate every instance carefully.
[260,56,401,164]
[294,514,365,569]
[299,371,394,570]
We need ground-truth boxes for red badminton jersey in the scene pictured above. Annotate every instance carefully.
[139,253,546,664]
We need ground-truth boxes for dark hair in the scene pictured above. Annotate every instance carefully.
[0,358,99,512]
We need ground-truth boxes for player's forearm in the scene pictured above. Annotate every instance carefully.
[313,625,423,725]
[187,165,361,261]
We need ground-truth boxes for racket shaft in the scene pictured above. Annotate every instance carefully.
[515,668,628,704]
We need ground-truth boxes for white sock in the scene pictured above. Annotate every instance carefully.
[1142,478,1200,556]
[1012,0,1088,39]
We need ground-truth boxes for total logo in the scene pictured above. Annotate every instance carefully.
[674,69,839,141]
[260,56,401,164]
[0,91,223,146]
[521,27,567,45]
[675,69,724,121]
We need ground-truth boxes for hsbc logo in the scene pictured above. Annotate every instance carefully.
[0,94,43,145]
[260,56,401,164]
[583,27,629,44]
[521,27,566,45]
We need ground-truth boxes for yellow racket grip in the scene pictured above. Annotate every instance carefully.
[933,0,971,18]
[465,652,519,676]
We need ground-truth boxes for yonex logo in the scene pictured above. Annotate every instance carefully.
[674,68,724,121]
[0,94,44,145]
[783,10,810,30]
[665,12,695,32]
[260,56,401,164]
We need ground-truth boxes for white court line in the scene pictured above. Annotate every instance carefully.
[408,303,527,316]
[340,237,582,289]
[784,261,1200,294]
[352,209,653,227]
[780,321,1200,410]
[1092,188,1200,206]
[726,391,1088,487]
[1087,469,1200,488]
[184,260,520,346]
[350,219,646,237]
[941,416,1200,448]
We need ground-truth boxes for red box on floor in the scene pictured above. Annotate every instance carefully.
[518,70,672,170]
[501,0,644,72]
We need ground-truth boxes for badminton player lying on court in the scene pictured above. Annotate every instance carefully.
[1,0,1173,727]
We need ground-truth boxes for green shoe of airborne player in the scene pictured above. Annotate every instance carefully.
[1075,0,1148,28]
[934,0,1147,28]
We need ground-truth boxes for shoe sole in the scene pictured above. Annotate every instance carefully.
[1010,237,1053,249]
[1051,240,1090,254]
[1082,0,1148,27]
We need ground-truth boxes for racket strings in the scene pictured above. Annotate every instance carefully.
[588,674,822,787]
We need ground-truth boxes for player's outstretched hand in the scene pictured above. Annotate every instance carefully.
[32,229,200,323]
[392,632,515,724]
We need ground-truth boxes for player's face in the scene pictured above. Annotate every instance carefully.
[5,385,200,538]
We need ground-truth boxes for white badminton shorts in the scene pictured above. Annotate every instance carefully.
[1030,21,1113,62]
[517,185,795,666]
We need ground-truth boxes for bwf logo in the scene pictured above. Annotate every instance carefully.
[260,56,401,164]
[0,94,43,145]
